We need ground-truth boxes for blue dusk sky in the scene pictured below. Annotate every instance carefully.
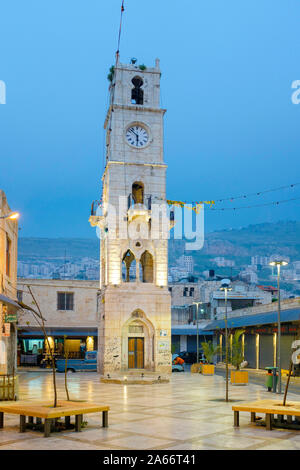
[0,0,300,238]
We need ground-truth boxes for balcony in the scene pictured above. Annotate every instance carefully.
[127,194,151,223]
[89,200,105,228]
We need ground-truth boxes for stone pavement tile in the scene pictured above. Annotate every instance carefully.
[104,434,174,450]
[1,437,116,450]
[256,440,300,450]
[199,433,267,450]
[162,403,205,411]
[109,416,233,440]
[59,428,125,442]
[164,441,216,450]
[0,429,40,445]
[108,411,154,421]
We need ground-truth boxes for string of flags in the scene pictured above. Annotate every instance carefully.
[93,182,300,214]
[166,200,215,213]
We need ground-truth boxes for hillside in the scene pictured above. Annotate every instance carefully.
[18,220,300,265]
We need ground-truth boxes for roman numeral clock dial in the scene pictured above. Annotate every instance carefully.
[126,125,149,148]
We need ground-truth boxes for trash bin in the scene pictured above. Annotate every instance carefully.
[265,367,278,392]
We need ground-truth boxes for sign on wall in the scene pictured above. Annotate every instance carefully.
[158,340,169,351]
[2,323,10,338]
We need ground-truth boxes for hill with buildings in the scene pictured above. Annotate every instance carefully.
[17,221,300,292]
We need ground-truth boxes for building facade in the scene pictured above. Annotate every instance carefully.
[90,59,172,375]
[17,279,99,364]
[0,190,19,375]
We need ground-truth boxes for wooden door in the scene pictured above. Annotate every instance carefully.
[128,338,135,369]
[136,338,144,369]
[128,338,144,369]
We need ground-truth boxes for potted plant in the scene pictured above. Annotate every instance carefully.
[200,341,220,375]
[230,329,248,385]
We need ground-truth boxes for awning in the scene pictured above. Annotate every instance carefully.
[202,307,300,331]
[172,327,213,336]
[18,327,97,337]
[0,294,22,310]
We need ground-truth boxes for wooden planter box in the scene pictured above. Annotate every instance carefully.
[0,375,19,401]
[201,364,215,376]
[231,370,248,385]
[190,363,201,374]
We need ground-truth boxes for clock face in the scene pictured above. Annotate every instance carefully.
[126,125,149,148]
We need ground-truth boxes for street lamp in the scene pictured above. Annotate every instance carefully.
[0,212,20,220]
[193,301,202,363]
[269,259,288,394]
[220,279,232,403]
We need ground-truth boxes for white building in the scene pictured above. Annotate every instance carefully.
[211,257,235,267]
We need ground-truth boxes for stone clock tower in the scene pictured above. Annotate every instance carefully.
[90,58,171,375]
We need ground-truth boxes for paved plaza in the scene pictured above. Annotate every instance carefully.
[1,371,300,450]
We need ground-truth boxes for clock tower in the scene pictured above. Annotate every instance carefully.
[90,58,172,375]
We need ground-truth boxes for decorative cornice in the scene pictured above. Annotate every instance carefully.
[101,160,167,181]
[104,104,166,129]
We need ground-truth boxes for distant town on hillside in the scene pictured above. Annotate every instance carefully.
[17,220,300,296]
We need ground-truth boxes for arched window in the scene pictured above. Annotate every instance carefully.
[131,76,144,105]
[122,250,136,282]
[132,182,144,205]
[139,251,154,283]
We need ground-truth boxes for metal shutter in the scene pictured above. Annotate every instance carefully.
[259,335,274,369]
[280,335,296,370]
[244,334,256,368]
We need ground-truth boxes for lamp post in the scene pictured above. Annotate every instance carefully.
[220,279,232,403]
[193,301,202,363]
[269,259,288,394]
[0,212,20,220]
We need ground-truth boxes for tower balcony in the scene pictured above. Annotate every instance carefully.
[127,203,151,224]
[89,199,105,228]
[127,194,151,223]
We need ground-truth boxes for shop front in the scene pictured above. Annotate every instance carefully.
[209,314,300,371]
[17,327,98,368]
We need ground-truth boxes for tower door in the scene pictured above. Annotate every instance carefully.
[128,337,144,369]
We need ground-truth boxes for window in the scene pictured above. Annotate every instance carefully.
[6,235,11,277]
[57,292,74,311]
[183,287,188,297]
[189,287,194,297]
[17,290,23,302]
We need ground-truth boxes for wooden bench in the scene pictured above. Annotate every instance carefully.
[232,399,300,431]
[0,400,109,437]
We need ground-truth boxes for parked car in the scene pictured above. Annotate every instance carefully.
[56,351,97,373]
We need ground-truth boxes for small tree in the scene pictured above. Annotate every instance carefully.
[231,329,245,370]
[64,335,70,401]
[19,286,58,407]
[201,341,220,364]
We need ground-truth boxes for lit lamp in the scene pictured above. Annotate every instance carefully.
[0,212,20,220]
[269,259,289,394]
[220,279,232,403]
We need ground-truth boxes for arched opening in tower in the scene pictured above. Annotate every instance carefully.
[131,76,144,105]
[122,249,136,282]
[139,250,154,283]
[132,182,144,205]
